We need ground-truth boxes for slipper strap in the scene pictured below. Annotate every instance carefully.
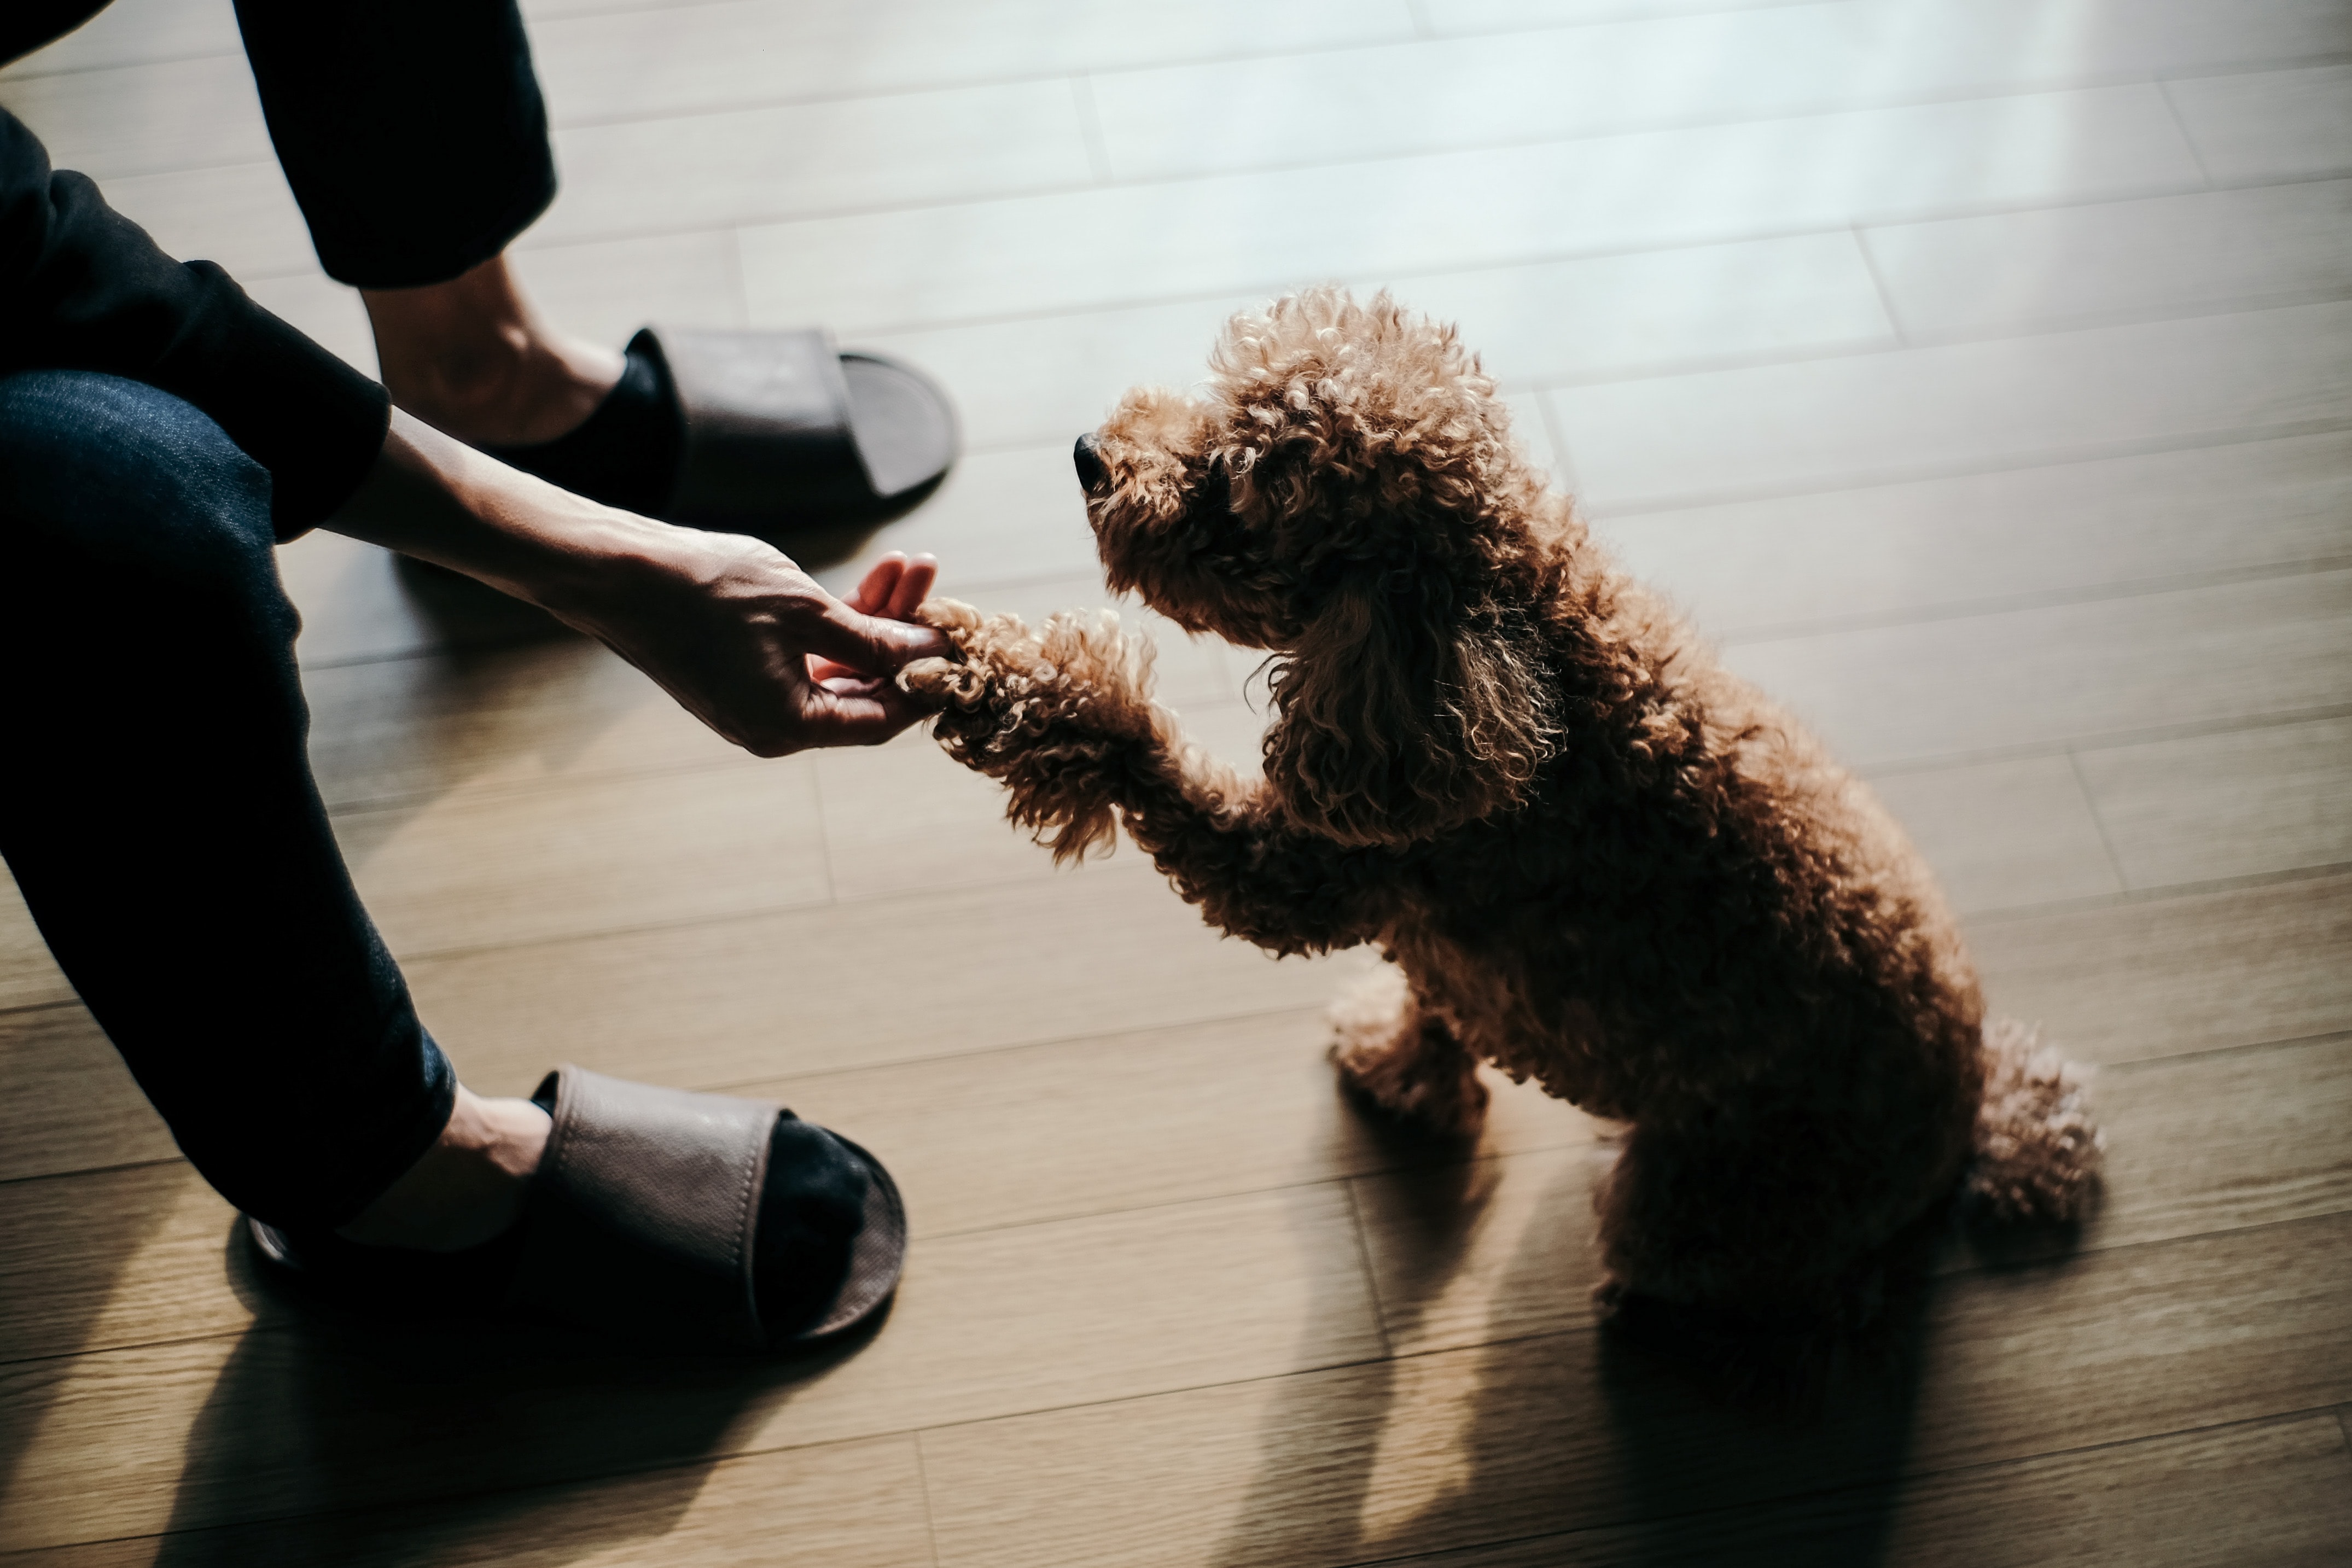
[509,1065,774,1351]
[636,325,870,531]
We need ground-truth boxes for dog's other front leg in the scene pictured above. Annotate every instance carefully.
[1326,965,1489,1136]
[905,599,1379,955]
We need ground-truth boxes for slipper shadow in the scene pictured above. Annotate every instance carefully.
[145,1222,890,1566]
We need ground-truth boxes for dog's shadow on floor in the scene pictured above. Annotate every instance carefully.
[147,1224,882,1567]
[1207,1110,1936,1568]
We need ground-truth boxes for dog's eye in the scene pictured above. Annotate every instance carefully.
[1192,457,1235,518]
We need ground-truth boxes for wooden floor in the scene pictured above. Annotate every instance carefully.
[6,0,2352,1561]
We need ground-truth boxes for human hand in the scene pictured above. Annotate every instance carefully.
[556,532,952,755]
[328,412,952,755]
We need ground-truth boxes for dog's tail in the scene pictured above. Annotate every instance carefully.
[1961,1017,2103,1226]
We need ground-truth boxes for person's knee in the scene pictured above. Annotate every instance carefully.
[0,371,281,590]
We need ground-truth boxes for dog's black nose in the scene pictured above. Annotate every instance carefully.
[1073,433,1107,494]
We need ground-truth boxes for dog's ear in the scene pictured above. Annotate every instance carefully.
[1262,568,1555,847]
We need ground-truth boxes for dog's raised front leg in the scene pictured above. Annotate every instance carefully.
[902,599,1377,955]
[1326,965,1489,1136]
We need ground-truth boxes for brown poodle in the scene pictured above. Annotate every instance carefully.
[901,288,2099,1330]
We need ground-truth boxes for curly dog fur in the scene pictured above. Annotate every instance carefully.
[903,288,2100,1327]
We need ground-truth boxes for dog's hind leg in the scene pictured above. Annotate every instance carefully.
[1328,965,1489,1136]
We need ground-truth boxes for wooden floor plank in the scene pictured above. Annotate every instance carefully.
[1422,0,1802,34]
[811,698,1262,906]
[334,754,830,959]
[0,1182,1381,1549]
[2076,713,2352,890]
[747,1010,1601,1242]
[1864,179,2352,340]
[916,1214,2352,1568]
[0,1007,173,1184]
[1396,1413,2352,1568]
[1969,868,2352,1066]
[1593,430,2352,639]
[735,85,2200,337]
[849,234,1896,451]
[5,1433,939,1568]
[528,0,1413,125]
[1867,755,2123,914]
[0,0,240,79]
[1726,568,2352,771]
[0,1012,1582,1368]
[1553,300,2352,514]
[2166,63,2352,184]
[400,872,1364,1100]
[298,633,730,814]
[0,1164,257,1366]
[529,80,1092,249]
[0,54,268,180]
[0,866,76,1012]
[1090,0,2338,183]
[1346,1029,2352,1360]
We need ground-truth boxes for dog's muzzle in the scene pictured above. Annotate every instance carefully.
[1072,432,1107,494]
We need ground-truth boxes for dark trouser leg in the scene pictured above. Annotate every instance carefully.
[233,0,558,289]
[0,371,455,1228]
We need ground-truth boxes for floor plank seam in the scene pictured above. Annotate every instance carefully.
[0,1153,184,1193]
[1716,555,2352,649]
[1824,287,2352,359]
[2154,76,2218,192]
[0,996,86,1023]
[908,1431,948,1568]
[496,57,2352,167]
[698,1000,1334,1097]
[1959,853,2352,926]
[317,748,785,820]
[1342,1176,1399,1361]
[289,527,2351,690]
[1522,292,2352,403]
[1326,1401,2352,1568]
[13,1226,2345,1540]
[1068,73,1113,186]
[2065,748,2133,892]
[470,166,2348,339]
[2097,1024,2352,1075]
[1583,416,2352,520]
[1858,702,2352,782]
[0,48,244,84]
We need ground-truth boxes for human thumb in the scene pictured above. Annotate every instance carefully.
[797,597,953,675]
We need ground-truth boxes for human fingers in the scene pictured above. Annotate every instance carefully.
[886,553,936,619]
[847,552,909,615]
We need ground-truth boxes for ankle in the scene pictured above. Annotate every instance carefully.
[338,1085,552,1252]
[364,255,622,447]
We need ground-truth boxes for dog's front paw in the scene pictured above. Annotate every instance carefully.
[897,655,985,710]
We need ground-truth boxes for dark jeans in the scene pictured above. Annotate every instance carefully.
[235,0,557,288]
[0,371,456,1228]
[14,0,557,288]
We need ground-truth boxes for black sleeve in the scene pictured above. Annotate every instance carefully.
[0,108,389,538]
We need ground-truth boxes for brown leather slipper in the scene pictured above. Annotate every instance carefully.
[484,326,959,547]
[246,1065,906,1353]
[647,326,956,538]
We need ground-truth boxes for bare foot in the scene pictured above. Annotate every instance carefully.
[336,1083,551,1252]
[363,254,623,447]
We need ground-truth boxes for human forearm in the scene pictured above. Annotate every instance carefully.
[330,410,948,755]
